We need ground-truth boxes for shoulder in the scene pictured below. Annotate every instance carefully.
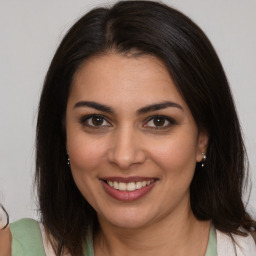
[0,226,11,256]
[10,218,39,231]
[216,228,256,256]
[10,218,46,256]
[10,218,41,242]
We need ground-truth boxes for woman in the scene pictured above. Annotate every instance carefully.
[2,0,256,255]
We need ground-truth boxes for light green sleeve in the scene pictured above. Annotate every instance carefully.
[10,218,46,256]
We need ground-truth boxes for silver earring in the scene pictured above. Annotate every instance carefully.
[201,152,206,167]
[67,154,70,166]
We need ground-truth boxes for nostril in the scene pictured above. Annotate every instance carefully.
[107,146,146,170]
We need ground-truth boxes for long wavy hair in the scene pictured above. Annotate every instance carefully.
[35,1,256,255]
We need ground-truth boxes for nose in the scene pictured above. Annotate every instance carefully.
[107,126,146,170]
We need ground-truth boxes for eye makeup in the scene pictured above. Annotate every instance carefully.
[143,115,177,130]
[79,114,112,129]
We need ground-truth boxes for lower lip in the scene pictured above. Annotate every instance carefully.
[101,180,157,201]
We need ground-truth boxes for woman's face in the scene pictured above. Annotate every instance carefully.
[66,53,207,229]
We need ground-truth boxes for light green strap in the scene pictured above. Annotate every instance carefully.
[83,229,94,256]
[10,218,46,256]
[205,225,217,256]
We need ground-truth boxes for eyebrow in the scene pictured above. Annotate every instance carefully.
[137,101,184,114]
[74,101,114,114]
[73,101,184,114]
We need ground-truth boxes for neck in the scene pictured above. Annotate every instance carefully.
[94,205,211,256]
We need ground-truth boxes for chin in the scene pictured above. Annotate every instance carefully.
[98,208,155,230]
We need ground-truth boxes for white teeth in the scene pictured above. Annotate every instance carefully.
[136,181,142,189]
[113,181,119,189]
[106,180,154,191]
[127,182,136,191]
[119,182,127,191]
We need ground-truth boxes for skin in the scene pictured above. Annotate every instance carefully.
[66,53,210,256]
[0,226,11,256]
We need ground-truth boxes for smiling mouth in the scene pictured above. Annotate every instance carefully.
[100,177,158,201]
[105,179,155,192]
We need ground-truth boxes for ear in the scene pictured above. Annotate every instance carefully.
[196,130,209,162]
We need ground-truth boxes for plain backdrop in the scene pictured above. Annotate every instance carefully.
[0,0,255,222]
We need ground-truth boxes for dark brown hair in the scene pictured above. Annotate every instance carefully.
[36,1,256,254]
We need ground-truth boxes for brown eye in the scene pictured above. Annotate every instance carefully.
[153,117,166,126]
[91,116,104,126]
[82,115,110,128]
[145,115,175,129]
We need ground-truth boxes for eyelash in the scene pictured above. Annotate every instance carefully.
[80,114,111,129]
[144,115,176,130]
[79,114,176,130]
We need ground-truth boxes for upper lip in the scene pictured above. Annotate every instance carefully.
[100,176,158,183]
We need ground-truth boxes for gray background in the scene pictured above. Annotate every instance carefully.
[0,0,255,222]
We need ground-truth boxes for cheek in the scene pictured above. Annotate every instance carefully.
[68,136,107,174]
[66,135,108,207]
[149,132,198,177]
[65,120,108,176]
[150,135,198,208]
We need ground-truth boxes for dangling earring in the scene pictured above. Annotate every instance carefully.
[201,152,206,167]
[67,154,70,167]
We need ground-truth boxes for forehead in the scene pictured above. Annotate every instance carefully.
[70,53,184,103]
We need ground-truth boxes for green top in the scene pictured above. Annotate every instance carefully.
[10,218,217,256]
[10,218,45,256]
[205,224,217,256]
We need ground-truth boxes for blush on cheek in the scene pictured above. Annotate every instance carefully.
[69,139,107,173]
[154,141,197,175]
[70,151,98,171]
